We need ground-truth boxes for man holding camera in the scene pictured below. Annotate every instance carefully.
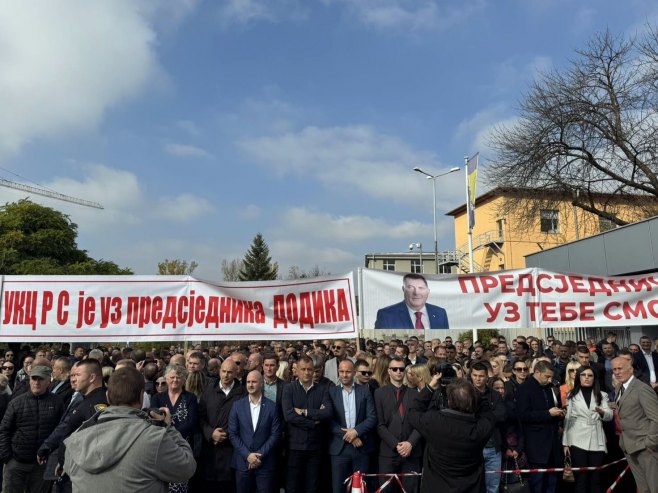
[408,374,496,493]
[63,367,196,492]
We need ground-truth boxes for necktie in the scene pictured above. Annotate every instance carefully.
[616,385,624,404]
[396,387,405,417]
[415,311,424,330]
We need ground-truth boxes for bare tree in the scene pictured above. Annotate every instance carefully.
[157,258,198,275]
[220,258,244,281]
[287,265,330,279]
[487,28,658,229]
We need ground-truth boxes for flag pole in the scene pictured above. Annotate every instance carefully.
[465,155,474,273]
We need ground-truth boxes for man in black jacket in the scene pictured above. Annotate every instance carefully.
[282,355,333,493]
[375,357,423,493]
[0,362,64,493]
[408,376,496,493]
[37,359,107,492]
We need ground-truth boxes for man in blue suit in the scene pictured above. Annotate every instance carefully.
[328,360,377,493]
[374,273,449,330]
[228,370,282,493]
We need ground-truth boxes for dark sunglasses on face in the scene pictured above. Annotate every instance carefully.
[514,367,528,372]
[358,371,372,376]
[389,367,405,372]
[1,366,13,371]
[332,345,344,350]
[156,382,167,387]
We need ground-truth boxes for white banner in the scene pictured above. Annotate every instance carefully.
[361,268,658,331]
[0,274,357,342]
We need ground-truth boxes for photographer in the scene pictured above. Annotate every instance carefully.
[407,374,496,493]
[63,367,196,492]
[427,362,457,411]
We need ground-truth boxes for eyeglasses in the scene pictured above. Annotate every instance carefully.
[358,371,372,376]
[568,369,576,373]
[332,345,344,350]
[156,382,167,387]
[389,367,405,372]
[1,366,13,371]
[514,367,528,372]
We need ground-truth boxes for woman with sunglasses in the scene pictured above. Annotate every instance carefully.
[0,359,16,395]
[560,361,582,408]
[562,366,613,493]
[504,360,529,401]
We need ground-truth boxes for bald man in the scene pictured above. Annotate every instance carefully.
[229,371,281,493]
[199,359,247,491]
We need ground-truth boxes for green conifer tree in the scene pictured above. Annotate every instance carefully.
[238,233,278,281]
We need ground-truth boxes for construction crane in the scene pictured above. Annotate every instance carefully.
[0,177,103,209]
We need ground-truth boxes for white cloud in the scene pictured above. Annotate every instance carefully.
[327,0,486,32]
[156,194,215,222]
[270,239,358,273]
[165,143,214,159]
[0,1,162,157]
[218,0,308,26]
[280,207,431,242]
[489,56,553,96]
[176,120,202,137]
[238,124,464,208]
[239,204,262,219]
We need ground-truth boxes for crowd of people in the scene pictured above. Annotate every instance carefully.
[0,331,656,493]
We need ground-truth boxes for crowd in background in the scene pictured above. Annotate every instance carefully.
[0,330,657,493]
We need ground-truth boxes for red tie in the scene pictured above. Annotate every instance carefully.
[396,387,405,417]
[415,311,424,330]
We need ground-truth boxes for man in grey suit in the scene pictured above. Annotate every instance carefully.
[612,356,658,493]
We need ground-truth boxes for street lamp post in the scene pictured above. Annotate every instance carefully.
[413,166,461,274]
[409,242,423,273]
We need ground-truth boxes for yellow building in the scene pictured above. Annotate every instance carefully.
[446,187,654,272]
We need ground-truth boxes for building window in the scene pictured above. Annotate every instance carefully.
[439,264,451,274]
[599,216,617,233]
[411,259,422,273]
[540,209,559,233]
[383,259,395,271]
[496,218,505,241]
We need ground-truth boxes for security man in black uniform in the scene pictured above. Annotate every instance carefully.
[37,359,107,493]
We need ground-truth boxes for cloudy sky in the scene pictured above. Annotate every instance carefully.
[0,0,655,279]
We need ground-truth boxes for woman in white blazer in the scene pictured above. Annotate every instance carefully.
[562,365,613,493]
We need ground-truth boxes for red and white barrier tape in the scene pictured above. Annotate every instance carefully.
[344,472,421,493]
[604,464,631,493]
[489,457,627,474]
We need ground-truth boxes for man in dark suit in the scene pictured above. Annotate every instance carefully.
[262,353,287,490]
[328,360,377,493]
[228,370,282,493]
[282,355,333,493]
[374,273,449,330]
[634,336,658,391]
[199,359,247,492]
[613,356,658,493]
[375,357,423,493]
[50,357,74,408]
[516,360,564,493]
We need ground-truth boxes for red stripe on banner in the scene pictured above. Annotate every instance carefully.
[491,457,627,475]
[605,464,631,493]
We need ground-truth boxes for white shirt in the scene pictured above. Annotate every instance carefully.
[642,352,656,384]
[249,395,262,431]
[406,305,428,329]
[220,380,235,396]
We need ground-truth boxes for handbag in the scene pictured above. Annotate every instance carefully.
[562,454,575,482]
[501,457,531,493]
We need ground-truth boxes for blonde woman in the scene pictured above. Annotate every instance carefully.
[560,360,581,408]
[406,363,431,391]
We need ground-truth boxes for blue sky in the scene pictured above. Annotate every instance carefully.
[0,0,655,279]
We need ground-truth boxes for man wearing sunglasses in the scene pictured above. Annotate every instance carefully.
[374,357,423,493]
[374,274,449,330]
[324,340,354,386]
